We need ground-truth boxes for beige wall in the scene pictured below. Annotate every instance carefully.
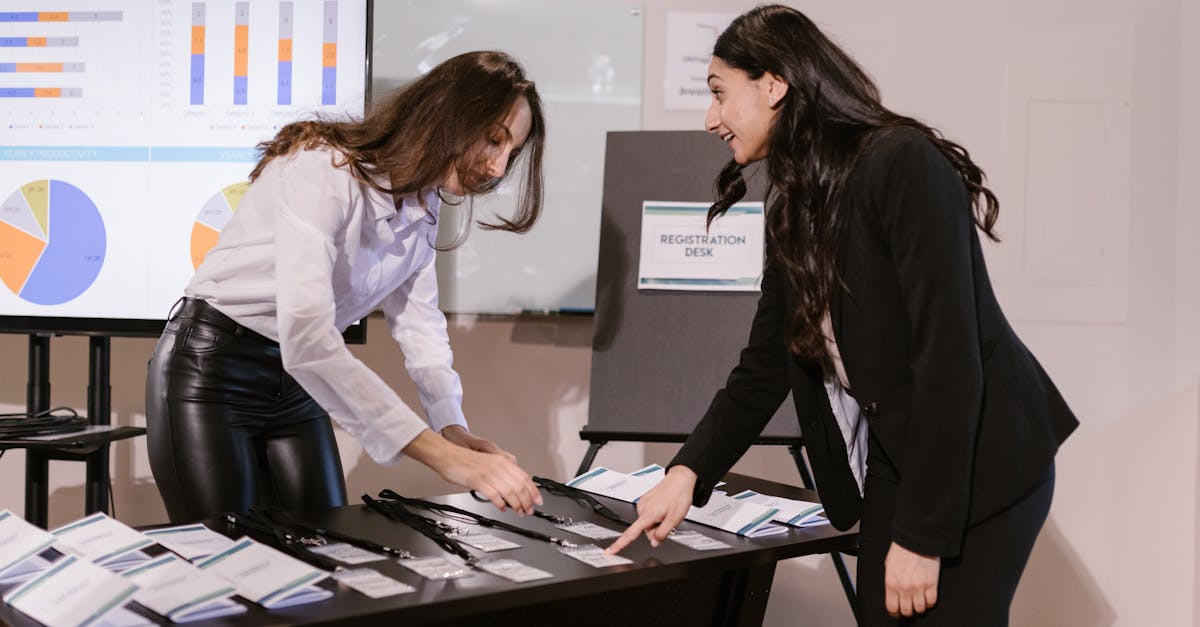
[0,1,1195,625]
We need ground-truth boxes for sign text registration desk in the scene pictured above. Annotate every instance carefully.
[0,473,857,626]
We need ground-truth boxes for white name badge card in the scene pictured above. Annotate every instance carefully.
[143,523,235,562]
[196,537,331,609]
[476,558,554,583]
[638,201,765,291]
[307,542,387,565]
[332,568,416,598]
[3,555,138,627]
[566,467,659,503]
[558,544,633,568]
[555,521,621,540]
[51,513,155,567]
[685,493,780,537]
[123,553,245,623]
[667,530,732,551]
[398,556,472,580]
[446,532,521,553]
[0,510,56,579]
[732,490,830,528]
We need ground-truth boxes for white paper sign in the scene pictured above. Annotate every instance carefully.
[0,510,56,578]
[639,201,765,291]
[3,555,138,627]
[143,523,235,562]
[123,554,244,622]
[196,537,330,608]
[51,513,155,567]
[664,11,737,110]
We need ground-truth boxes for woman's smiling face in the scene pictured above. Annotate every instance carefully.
[703,57,788,165]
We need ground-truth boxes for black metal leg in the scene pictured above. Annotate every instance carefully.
[87,336,112,516]
[787,444,815,490]
[24,450,49,528]
[575,441,607,477]
[789,443,859,624]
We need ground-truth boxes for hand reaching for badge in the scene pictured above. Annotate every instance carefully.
[441,424,518,462]
[603,465,698,555]
[404,427,540,516]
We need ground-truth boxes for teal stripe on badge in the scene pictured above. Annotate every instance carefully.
[737,509,779,536]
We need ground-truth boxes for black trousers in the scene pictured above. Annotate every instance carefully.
[856,429,1054,626]
[146,298,347,522]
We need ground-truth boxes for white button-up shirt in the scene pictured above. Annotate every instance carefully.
[186,147,466,465]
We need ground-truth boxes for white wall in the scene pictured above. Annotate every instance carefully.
[0,1,1194,625]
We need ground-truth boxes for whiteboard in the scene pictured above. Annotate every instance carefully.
[371,0,644,314]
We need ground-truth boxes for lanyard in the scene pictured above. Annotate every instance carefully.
[377,490,577,549]
[259,508,411,559]
[361,494,477,563]
[532,476,629,526]
[223,510,342,571]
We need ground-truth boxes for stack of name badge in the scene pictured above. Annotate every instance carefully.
[195,537,332,609]
[731,490,830,528]
[1,509,350,626]
[1,511,142,627]
[566,465,786,540]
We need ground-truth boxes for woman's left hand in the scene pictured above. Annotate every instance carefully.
[441,425,518,462]
[884,542,940,617]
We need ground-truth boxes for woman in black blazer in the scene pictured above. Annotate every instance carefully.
[605,6,1078,625]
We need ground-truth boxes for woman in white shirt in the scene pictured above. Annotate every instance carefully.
[146,51,546,522]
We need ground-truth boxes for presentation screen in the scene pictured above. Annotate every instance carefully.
[0,0,370,336]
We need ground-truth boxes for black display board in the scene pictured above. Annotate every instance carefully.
[584,130,801,441]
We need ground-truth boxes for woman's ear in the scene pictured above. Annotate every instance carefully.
[765,72,789,108]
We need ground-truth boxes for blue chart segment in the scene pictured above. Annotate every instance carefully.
[0,180,106,305]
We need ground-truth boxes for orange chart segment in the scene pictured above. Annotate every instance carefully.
[0,220,48,295]
[191,182,248,269]
[190,223,220,270]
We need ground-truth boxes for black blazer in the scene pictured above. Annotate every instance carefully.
[671,128,1078,557]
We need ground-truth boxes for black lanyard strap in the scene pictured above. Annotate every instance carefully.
[377,490,577,548]
[223,511,341,572]
[260,508,411,559]
[532,476,629,526]
[361,494,476,563]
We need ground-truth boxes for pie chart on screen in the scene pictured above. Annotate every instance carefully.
[191,181,249,269]
[0,179,106,306]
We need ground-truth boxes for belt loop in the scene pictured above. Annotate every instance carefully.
[166,296,188,321]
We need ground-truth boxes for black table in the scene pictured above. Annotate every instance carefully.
[0,425,146,528]
[0,473,856,626]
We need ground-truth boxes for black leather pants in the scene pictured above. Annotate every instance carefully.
[146,298,347,522]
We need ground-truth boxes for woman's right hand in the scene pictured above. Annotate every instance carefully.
[604,465,697,555]
[404,429,542,515]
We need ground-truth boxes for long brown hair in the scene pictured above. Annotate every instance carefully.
[708,5,999,361]
[251,50,545,236]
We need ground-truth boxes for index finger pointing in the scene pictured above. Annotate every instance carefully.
[604,516,656,556]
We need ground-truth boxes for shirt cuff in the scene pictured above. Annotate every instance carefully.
[425,398,468,434]
[361,405,430,466]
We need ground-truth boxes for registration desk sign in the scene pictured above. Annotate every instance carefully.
[638,201,764,291]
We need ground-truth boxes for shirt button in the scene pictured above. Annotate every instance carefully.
[863,402,879,417]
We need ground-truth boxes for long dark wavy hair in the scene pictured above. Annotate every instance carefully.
[708,5,999,361]
[251,50,545,242]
